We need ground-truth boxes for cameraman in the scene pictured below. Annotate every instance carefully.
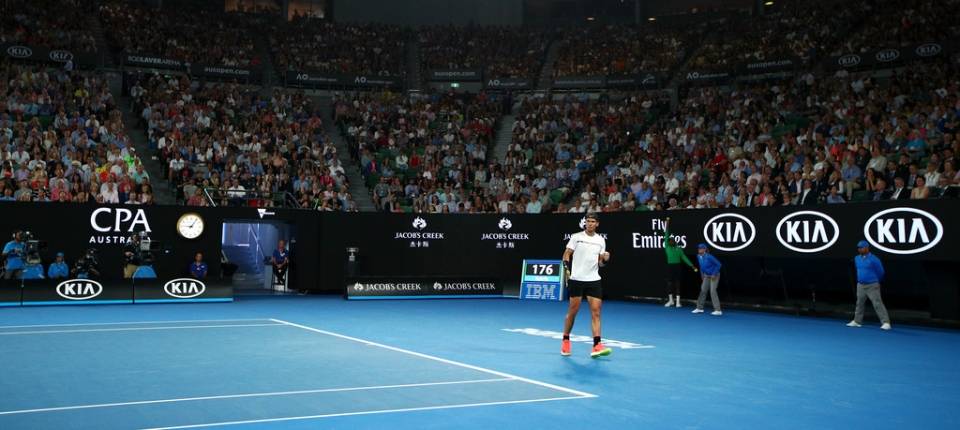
[74,249,100,280]
[47,252,70,279]
[2,231,25,279]
[123,233,142,279]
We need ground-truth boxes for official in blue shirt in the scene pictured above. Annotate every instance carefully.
[271,240,289,285]
[47,252,70,279]
[189,252,208,279]
[693,244,723,315]
[2,231,25,279]
[847,241,891,330]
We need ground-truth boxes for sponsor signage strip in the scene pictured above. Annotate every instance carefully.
[429,69,482,82]
[285,71,400,89]
[346,277,503,299]
[123,53,261,81]
[826,42,951,70]
[2,43,95,67]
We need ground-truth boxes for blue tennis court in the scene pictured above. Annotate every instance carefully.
[1,296,959,429]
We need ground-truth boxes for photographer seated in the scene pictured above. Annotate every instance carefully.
[73,249,101,280]
[2,231,25,280]
[47,252,70,279]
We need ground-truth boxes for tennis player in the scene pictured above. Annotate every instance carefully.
[561,212,612,358]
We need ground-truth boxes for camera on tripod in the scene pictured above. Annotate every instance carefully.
[74,248,101,279]
[20,231,46,265]
[132,231,161,265]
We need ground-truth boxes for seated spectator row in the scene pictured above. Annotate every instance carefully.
[419,25,548,79]
[552,23,704,77]
[269,17,406,77]
[560,56,960,213]
[127,71,357,211]
[333,91,503,212]
[99,1,261,67]
[0,0,97,53]
[0,61,152,204]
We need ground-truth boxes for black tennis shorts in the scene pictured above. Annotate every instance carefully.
[568,279,602,299]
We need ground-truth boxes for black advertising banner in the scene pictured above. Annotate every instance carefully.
[0,280,21,307]
[193,64,260,82]
[345,276,502,299]
[21,278,133,305]
[429,69,482,82]
[606,73,660,89]
[484,77,532,90]
[683,70,733,84]
[826,42,950,70]
[124,53,186,71]
[552,75,606,89]
[284,71,401,89]
[739,57,799,74]
[133,278,233,303]
[2,43,95,68]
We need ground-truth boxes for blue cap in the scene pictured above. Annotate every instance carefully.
[56,252,64,257]
[697,243,708,249]
[857,240,869,248]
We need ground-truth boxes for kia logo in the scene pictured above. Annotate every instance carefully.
[703,213,756,251]
[915,43,942,57]
[48,50,73,62]
[838,54,861,67]
[163,278,206,298]
[56,279,103,300]
[863,207,943,255]
[875,49,900,63]
[6,46,32,58]
[775,211,839,253]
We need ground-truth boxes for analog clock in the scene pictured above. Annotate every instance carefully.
[176,213,205,239]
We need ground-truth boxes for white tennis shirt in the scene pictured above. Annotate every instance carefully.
[565,231,606,282]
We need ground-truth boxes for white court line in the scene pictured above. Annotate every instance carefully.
[0,378,512,416]
[270,319,597,399]
[142,396,589,430]
[0,319,275,329]
[0,323,285,336]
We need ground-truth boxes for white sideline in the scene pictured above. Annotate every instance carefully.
[142,396,589,430]
[270,318,597,399]
[0,323,285,336]
[0,378,513,416]
[0,319,275,329]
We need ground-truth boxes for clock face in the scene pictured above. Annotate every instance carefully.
[177,213,204,239]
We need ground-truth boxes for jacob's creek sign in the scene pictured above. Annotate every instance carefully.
[346,277,501,299]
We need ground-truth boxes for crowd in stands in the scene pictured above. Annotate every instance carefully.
[552,23,703,77]
[127,71,358,211]
[565,56,960,213]
[333,91,504,213]
[0,61,151,204]
[99,1,261,67]
[419,26,548,79]
[269,18,406,76]
[836,0,960,54]
[0,0,97,53]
